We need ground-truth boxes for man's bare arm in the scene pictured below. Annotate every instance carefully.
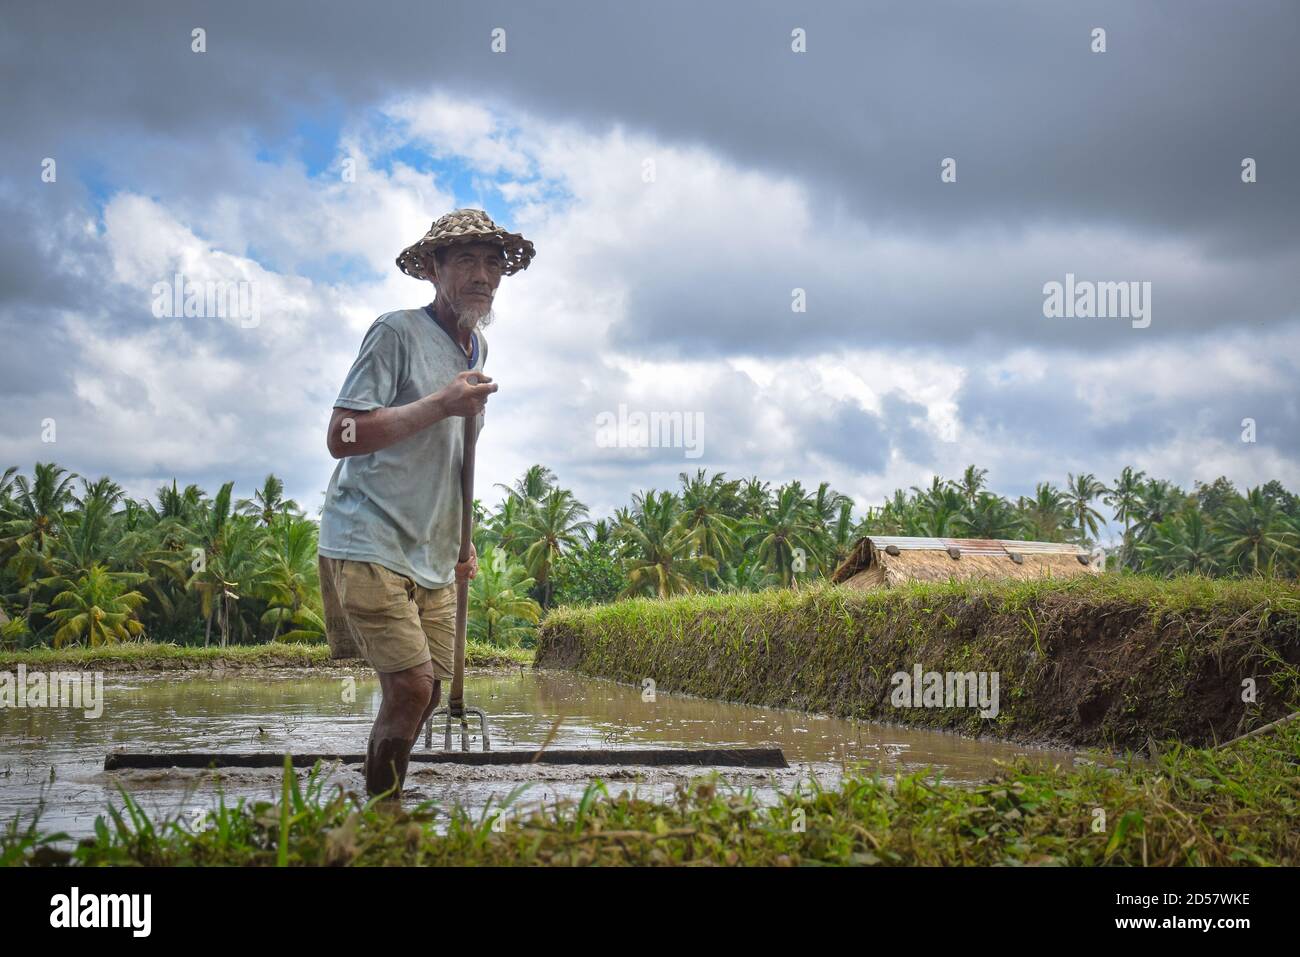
[327,371,496,458]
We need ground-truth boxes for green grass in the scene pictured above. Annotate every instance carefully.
[7,718,1297,867]
[0,639,534,671]
[537,575,1300,750]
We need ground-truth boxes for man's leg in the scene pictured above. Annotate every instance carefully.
[411,679,442,750]
[413,582,458,747]
[366,660,435,799]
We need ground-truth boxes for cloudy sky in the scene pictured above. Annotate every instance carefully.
[2,1,1297,531]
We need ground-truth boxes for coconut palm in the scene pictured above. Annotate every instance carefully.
[0,465,18,514]
[1130,480,1189,547]
[468,545,542,647]
[1017,483,1073,542]
[148,480,205,524]
[1104,467,1147,566]
[0,463,79,558]
[740,484,823,586]
[864,489,918,536]
[259,514,323,642]
[186,482,271,646]
[676,469,740,584]
[46,563,147,647]
[1137,509,1223,576]
[0,463,80,620]
[494,464,556,506]
[954,492,1027,539]
[504,486,591,607]
[1064,473,1108,547]
[716,554,781,593]
[825,499,858,573]
[238,474,300,526]
[1216,488,1297,575]
[915,485,967,537]
[951,465,989,508]
[619,490,716,598]
[737,476,772,518]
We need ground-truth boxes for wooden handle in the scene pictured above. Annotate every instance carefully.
[449,412,477,714]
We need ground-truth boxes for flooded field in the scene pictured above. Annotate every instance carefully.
[0,667,1083,840]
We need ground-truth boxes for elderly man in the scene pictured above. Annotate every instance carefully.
[318,209,535,799]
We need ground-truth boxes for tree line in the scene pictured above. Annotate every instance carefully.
[2,462,1296,651]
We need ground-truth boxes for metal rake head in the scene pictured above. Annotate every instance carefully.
[424,706,492,752]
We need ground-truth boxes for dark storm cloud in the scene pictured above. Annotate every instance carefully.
[2,0,1297,506]
[952,335,1300,495]
[803,401,890,473]
[4,1,1297,360]
[5,0,1296,245]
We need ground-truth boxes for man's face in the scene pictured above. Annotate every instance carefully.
[433,241,505,329]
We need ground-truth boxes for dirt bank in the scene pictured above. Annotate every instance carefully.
[536,576,1300,751]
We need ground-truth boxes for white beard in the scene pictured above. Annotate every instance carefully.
[457,303,495,331]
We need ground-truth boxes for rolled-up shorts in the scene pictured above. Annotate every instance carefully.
[319,555,456,678]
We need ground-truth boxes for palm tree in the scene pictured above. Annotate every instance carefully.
[618,490,716,598]
[737,476,772,518]
[1130,480,1189,549]
[504,487,591,607]
[864,489,918,536]
[825,499,858,573]
[915,485,967,537]
[238,474,300,526]
[954,492,1026,539]
[494,464,556,506]
[0,465,18,512]
[1,463,79,556]
[951,465,989,508]
[55,480,124,575]
[148,480,204,524]
[0,463,80,620]
[46,564,147,647]
[1216,488,1297,575]
[716,554,781,593]
[259,514,323,642]
[676,469,740,586]
[1017,483,1073,542]
[1064,473,1108,547]
[1137,509,1222,576]
[186,482,271,646]
[468,545,542,647]
[741,484,823,586]
[1104,467,1146,566]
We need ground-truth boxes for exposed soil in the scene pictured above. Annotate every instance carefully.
[538,579,1300,751]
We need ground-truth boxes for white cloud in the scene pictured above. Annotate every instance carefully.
[5,89,1298,525]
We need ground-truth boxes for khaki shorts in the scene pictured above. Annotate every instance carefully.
[319,555,456,677]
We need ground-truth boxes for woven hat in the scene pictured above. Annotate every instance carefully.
[396,208,535,281]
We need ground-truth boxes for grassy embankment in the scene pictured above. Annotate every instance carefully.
[0,640,533,672]
[537,575,1300,751]
[5,717,1297,866]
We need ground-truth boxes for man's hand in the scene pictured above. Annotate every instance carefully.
[326,372,499,459]
[440,372,497,417]
[455,542,478,584]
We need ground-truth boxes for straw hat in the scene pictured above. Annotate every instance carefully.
[396,208,535,281]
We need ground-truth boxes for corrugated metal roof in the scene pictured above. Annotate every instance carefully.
[1000,540,1086,555]
[943,537,1005,555]
[866,536,1085,557]
[867,536,947,551]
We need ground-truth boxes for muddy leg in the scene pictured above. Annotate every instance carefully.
[411,679,443,750]
[365,662,435,800]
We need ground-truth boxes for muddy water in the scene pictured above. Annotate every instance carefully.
[0,668,1081,840]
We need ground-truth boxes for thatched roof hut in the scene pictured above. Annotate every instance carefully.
[830,536,1100,591]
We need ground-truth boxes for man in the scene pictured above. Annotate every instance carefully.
[318,208,535,800]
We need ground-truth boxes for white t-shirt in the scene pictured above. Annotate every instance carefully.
[318,305,485,588]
